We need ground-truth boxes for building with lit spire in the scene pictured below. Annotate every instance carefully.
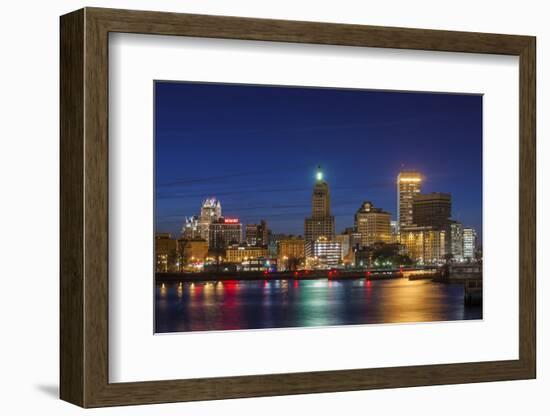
[304,166,335,242]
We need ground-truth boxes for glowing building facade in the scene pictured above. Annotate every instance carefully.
[354,201,392,247]
[399,226,446,264]
[397,171,422,231]
[199,198,222,243]
[225,244,268,263]
[155,233,178,272]
[181,215,200,239]
[208,217,242,250]
[305,237,342,268]
[178,238,209,264]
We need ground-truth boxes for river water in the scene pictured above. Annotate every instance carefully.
[155,277,482,333]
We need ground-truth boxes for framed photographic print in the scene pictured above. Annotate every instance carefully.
[60,7,536,407]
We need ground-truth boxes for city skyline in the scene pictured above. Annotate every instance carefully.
[155,81,482,241]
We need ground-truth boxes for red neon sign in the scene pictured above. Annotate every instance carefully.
[224,218,239,224]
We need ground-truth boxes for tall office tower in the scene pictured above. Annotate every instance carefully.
[199,198,222,243]
[245,220,269,246]
[354,201,392,247]
[463,227,477,261]
[304,166,335,241]
[208,217,242,250]
[449,221,464,261]
[397,171,422,231]
[412,192,452,229]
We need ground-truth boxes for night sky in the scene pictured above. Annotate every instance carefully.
[155,81,482,241]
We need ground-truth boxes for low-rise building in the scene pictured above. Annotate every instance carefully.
[277,237,305,271]
[155,233,178,272]
[399,225,446,264]
[305,237,342,269]
[178,238,208,264]
[225,243,268,263]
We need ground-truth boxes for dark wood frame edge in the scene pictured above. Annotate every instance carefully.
[60,7,536,408]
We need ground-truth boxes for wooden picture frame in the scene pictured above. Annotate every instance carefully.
[60,7,536,408]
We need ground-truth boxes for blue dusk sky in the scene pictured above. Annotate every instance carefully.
[155,81,482,241]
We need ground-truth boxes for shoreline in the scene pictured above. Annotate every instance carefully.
[155,270,430,283]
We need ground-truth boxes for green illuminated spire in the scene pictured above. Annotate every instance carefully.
[316,165,323,182]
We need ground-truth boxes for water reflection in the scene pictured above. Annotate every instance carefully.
[155,278,482,333]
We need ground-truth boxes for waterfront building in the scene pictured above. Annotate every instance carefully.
[305,237,342,269]
[199,198,222,244]
[276,237,305,271]
[245,220,269,246]
[304,166,335,242]
[178,238,209,264]
[240,258,277,272]
[155,233,178,272]
[225,243,268,263]
[449,221,464,262]
[412,192,451,229]
[354,201,392,247]
[399,225,446,264]
[208,217,242,250]
[277,238,305,259]
[354,242,407,269]
[397,171,422,231]
[463,227,477,261]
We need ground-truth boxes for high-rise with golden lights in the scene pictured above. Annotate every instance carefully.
[304,166,335,242]
[397,171,422,231]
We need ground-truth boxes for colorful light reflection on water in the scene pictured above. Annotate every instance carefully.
[155,278,482,333]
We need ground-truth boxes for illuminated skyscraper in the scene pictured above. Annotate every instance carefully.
[181,215,200,239]
[397,171,422,231]
[304,166,335,241]
[199,198,222,244]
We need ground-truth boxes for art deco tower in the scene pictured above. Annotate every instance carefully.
[305,166,335,242]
